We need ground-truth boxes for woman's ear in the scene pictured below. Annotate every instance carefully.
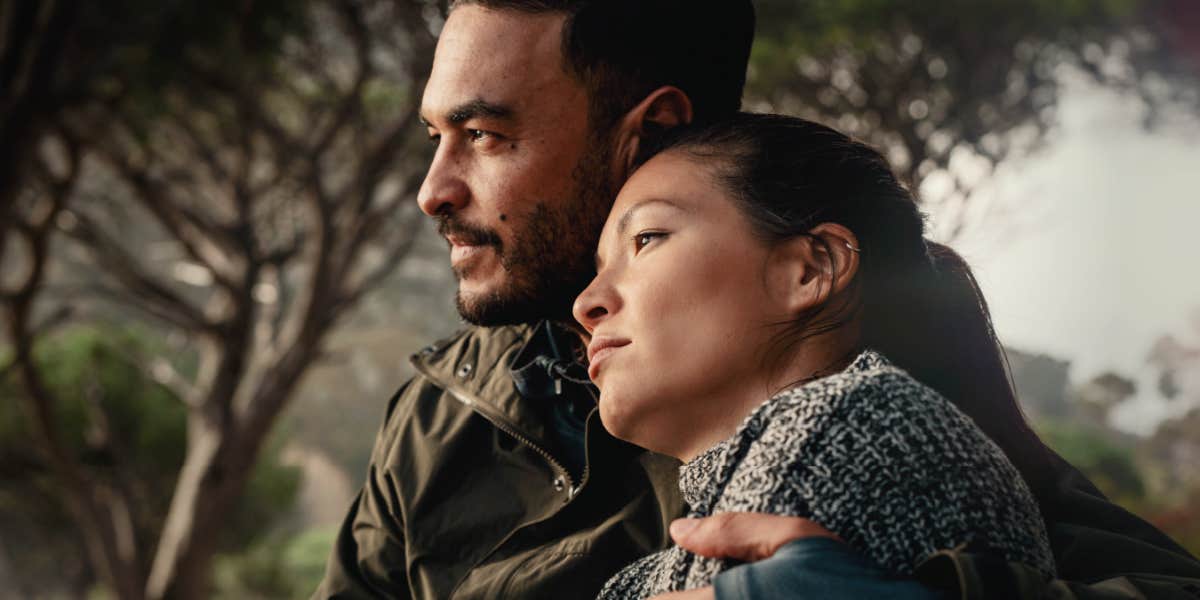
[613,86,694,178]
[770,223,861,316]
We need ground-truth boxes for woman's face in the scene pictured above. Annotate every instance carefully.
[573,151,790,458]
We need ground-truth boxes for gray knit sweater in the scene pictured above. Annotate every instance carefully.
[597,350,1055,599]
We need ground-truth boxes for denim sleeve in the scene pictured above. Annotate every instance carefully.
[713,538,947,600]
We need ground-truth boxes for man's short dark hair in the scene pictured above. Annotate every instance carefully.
[448,0,755,129]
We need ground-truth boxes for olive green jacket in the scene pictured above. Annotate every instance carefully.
[313,324,684,599]
[316,324,1200,599]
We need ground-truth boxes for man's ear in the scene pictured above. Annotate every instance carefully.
[613,86,694,178]
[770,223,861,316]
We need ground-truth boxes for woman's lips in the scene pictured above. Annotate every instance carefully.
[587,336,631,380]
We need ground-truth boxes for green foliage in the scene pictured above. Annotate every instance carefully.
[221,428,303,551]
[745,0,1196,217]
[754,0,1140,56]
[0,325,186,486]
[1037,420,1145,502]
[1036,416,1200,556]
[212,527,336,599]
[65,0,312,121]
[0,326,301,594]
[0,327,185,594]
[1148,486,1200,557]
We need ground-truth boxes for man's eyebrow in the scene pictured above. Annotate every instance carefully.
[418,98,513,126]
[450,99,513,123]
[615,198,686,238]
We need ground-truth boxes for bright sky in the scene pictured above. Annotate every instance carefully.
[939,80,1200,435]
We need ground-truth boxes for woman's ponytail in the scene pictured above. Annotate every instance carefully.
[863,241,1058,509]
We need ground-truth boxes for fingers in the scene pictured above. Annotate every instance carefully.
[648,586,715,600]
[669,512,841,562]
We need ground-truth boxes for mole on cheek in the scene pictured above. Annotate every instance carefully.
[510,143,517,150]
[499,214,507,221]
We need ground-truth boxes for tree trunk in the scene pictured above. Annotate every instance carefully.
[144,345,317,600]
[144,422,260,600]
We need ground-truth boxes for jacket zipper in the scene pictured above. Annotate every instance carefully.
[412,359,589,597]
[445,386,575,492]
[412,358,575,491]
[476,409,603,597]
[442,386,580,598]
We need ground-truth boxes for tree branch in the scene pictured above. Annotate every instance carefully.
[309,0,373,159]
[67,211,216,334]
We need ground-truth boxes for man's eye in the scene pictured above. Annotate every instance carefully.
[633,231,667,253]
[467,129,491,142]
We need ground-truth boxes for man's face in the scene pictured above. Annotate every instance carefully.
[418,6,614,325]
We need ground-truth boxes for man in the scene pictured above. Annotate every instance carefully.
[316,2,752,598]
[316,1,1200,598]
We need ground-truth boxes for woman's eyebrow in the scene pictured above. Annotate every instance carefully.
[615,198,686,238]
[595,199,685,270]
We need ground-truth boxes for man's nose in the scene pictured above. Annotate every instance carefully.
[417,149,469,216]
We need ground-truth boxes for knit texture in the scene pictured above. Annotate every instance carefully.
[597,350,1055,599]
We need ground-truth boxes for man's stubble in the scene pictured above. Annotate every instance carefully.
[453,131,616,326]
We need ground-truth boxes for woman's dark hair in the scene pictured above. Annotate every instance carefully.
[638,112,1059,511]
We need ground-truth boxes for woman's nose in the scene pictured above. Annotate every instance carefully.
[417,148,469,216]
[573,277,617,333]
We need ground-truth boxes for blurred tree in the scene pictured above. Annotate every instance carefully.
[0,327,300,598]
[1143,408,1200,497]
[1133,315,1200,556]
[1028,310,1200,556]
[1144,309,1200,493]
[748,0,1200,238]
[1074,371,1138,425]
[210,527,336,599]
[1005,348,1072,420]
[1,0,439,598]
[1143,485,1200,557]
[1038,419,1147,503]
[1125,406,1200,557]
[1147,309,1200,403]
[1039,413,1200,556]
[0,0,308,276]
[6,0,1197,597]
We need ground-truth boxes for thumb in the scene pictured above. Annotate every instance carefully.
[669,512,840,562]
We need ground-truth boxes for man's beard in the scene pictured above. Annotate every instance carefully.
[445,136,615,326]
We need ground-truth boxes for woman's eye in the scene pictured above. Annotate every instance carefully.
[633,231,667,253]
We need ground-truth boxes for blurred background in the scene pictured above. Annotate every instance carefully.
[2,0,1198,597]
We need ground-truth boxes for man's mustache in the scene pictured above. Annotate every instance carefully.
[436,216,502,248]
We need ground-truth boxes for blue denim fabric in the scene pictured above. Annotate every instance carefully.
[713,537,947,599]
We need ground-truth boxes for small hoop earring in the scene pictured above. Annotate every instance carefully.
[845,241,861,253]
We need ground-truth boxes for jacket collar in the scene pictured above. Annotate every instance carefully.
[410,321,594,448]
[410,323,546,439]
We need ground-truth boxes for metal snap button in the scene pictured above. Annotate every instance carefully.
[553,475,566,492]
[457,363,473,378]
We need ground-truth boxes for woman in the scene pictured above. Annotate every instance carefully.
[573,113,1058,599]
